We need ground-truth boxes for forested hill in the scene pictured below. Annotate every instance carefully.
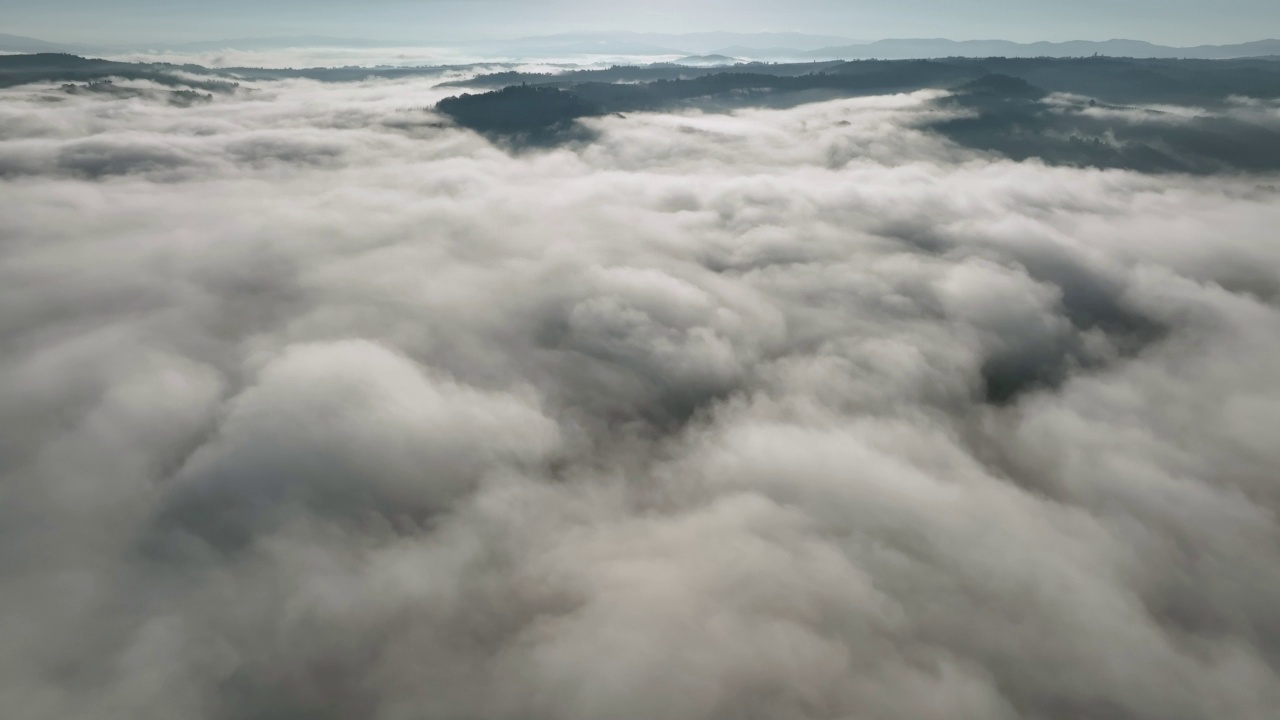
[435,56,1280,172]
[445,55,1280,107]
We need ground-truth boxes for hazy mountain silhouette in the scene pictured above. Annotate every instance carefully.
[463,32,860,55]
[146,36,409,52]
[799,38,1280,60]
[0,34,103,55]
[9,31,1278,63]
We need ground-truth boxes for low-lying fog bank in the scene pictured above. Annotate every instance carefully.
[2,64,1280,720]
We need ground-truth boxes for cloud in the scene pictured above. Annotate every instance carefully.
[1,71,1279,720]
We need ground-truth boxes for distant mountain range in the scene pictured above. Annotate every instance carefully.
[0,33,102,55]
[2,31,1279,63]
[460,31,862,55]
[799,38,1280,61]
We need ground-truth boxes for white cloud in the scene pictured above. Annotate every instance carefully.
[1,72,1279,720]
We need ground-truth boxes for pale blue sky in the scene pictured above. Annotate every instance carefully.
[2,0,1275,46]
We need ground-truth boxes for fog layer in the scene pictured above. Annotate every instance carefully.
[2,73,1279,720]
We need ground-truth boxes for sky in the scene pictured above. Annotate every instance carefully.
[2,0,1277,46]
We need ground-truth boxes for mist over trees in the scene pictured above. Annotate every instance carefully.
[431,56,1280,172]
[6,51,1280,171]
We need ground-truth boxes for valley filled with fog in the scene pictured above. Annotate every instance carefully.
[2,54,1280,720]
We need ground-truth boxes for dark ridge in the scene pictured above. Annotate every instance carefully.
[434,57,1280,172]
[435,62,984,140]
[447,56,1280,106]
[929,71,1280,174]
[955,72,1049,100]
[0,53,238,92]
[435,84,601,146]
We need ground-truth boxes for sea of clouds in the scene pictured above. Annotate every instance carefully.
[2,73,1279,720]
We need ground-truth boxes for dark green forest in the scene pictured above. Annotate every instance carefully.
[433,56,1280,171]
